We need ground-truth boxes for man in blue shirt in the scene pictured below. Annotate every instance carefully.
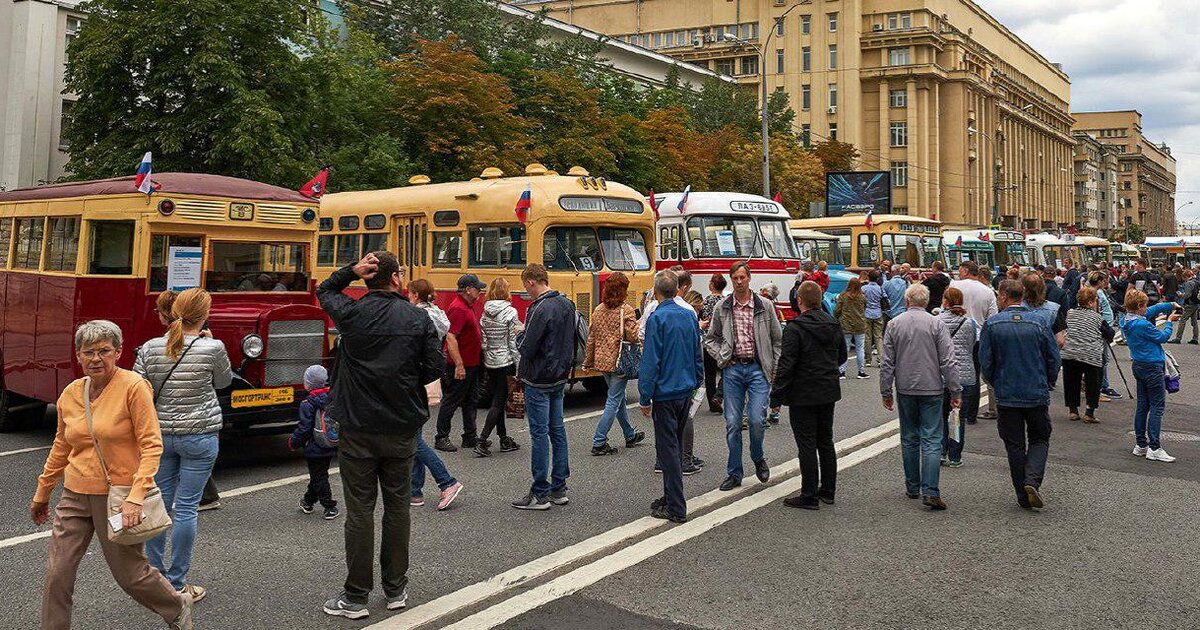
[640,270,704,523]
[883,264,909,320]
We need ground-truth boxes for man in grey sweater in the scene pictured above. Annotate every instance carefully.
[880,284,961,510]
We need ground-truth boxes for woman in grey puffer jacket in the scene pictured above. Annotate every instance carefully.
[475,278,523,457]
[936,287,978,467]
[134,288,231,600]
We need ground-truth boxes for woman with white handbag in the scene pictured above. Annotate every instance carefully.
[32,320,193,630]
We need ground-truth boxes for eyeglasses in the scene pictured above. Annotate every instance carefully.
[79,348,117,360]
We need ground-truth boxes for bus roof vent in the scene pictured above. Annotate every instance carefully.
[408,175,431,185]
[567,166,590,177]
[480,167,504,179]
[525,163,549,176]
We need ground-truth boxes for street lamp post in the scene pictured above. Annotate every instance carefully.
[1177,201,1196,235]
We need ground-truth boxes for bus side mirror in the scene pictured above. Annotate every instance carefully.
[691,239,703,256]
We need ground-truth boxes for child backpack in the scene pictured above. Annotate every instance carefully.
[313,407,340,448]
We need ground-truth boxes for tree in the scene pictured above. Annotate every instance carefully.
[811,139,859,173]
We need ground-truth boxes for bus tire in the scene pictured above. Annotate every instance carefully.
[0,388,27,432]
[581,376,607,395]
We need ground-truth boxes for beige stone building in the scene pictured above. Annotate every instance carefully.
[512,0,1076,229]
[1072,110,1177,237]
[1071,131,1119,234]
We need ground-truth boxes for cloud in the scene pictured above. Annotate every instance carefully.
[977,0,1200,225]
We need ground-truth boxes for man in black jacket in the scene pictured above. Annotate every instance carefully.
[923,261,951,313]
[773,281,848,509]
[317,252,443,619]
[512,263,578,510]
[1062,258,1081,309]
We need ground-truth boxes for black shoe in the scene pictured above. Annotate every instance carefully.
[511,493,551,511]
[473,442,492,457]
[625,431,645,448]
[906,492,920,499]
[461,435,478,449]
[299,498,315,514]
[651,496,666,510]
[434,437,457,452]
[719,476,741,491]
[754,459,770,483]
[1189,340,1199,345]
[681,462,702,476]
[691,455,706,468]
[323,505,340,520]
[650,505,687,523]
[1023,484,1043,510]
[783,495,820,510]
[499,436,520,452]
[591,443,618,456]
[1167,339,1181,344]
[818,491,835,505]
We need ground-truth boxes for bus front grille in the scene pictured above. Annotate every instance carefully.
[264,319,325,386]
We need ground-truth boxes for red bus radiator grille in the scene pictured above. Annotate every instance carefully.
[264,319,325,386]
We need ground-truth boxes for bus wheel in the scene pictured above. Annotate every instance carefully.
[581,377,607,395]
[0,389,28,432]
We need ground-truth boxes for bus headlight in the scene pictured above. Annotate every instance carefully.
[241,334,264,359]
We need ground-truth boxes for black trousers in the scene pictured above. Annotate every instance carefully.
[480,365,513,440]
[1062,359,1101,413]
[703,352,722,408]
[653,398,690,519]
[436,364,479,440]
[788,403,837,498]
[304,456,336,509]
[338,430,416,604]
[996,405,1051,496]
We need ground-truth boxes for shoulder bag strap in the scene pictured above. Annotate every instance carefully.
[950,318,968,338]
[154,337,201,405]
[82,377,113,488]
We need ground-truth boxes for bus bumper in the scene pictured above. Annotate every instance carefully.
[217,394,303,437]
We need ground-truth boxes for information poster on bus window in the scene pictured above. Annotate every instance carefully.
[627,242,649,269]
[716,230,737,255]
[167,246,203,291]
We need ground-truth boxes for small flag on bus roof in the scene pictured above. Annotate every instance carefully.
[514,184,532,223]
[133,152,161,195]
[300,166,330,199]
[677,185,690,214]
[864,208,874,230]
[955,235,964,248]
[648,188,660,220]
[773,192,782,205]
[978,232,991,242]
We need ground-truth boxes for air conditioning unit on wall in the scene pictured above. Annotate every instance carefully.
[827,106,837,114]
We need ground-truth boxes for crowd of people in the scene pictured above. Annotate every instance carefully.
[26,247,1197,626]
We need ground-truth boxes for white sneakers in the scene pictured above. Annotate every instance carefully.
[1132,446,1148,457]
[1146,448,1177,463]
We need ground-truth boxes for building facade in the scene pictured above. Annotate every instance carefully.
[512,0,1076,229]
[1071,131,1119,234]
[1072,110,1177,237]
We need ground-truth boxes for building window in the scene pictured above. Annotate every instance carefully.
[887,13,912,30]
[829,123,838,141]
[828,44,837,69]
[715,58,736,75]
[65,16,83,63]
[800,14,811,34]
[1121,162,1133,172]
[59,100,74,150]
[776,49,785,73]
[752,23,760,39]
[828,12,838,32]
[741,23,751,40]
[801,84,811,110]
[890,122,908,147]
[801,124,811,147]
[889,89,907,108]
[741,55,759,76]
[828,83,837,107]
[892,206,908,215]
[891,161,908,187]
[665,32,674,47]
[801,47,811,71]
[653,33,662,47]
[776,18,785,37]
[888,47,910,66]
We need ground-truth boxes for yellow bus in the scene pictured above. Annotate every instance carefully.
[790,214,944,274]
[316,164,657,389]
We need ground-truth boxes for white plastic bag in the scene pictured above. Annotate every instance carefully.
[947,407,961,443]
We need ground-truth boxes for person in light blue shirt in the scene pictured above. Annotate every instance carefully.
[1121,289,1181,463]
[1088,271,1123,400]
[883,265,909,320]
[863,270,886,365]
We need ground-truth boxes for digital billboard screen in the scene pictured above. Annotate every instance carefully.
[825,171,891,217]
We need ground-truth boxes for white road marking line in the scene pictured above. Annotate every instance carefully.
[0,445,51,457]
[0,530,51,550]
[441,434,902,630]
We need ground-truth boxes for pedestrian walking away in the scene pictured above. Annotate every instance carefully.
[289,365,340,520]
[833,278,869,378]
[704,261,783,492]
[317,252,444,619]
[880,283,961,510]
[862,270,886,366]
[980,280,1062,511]
[477,278,524,457]
[1088,271,1124,401]
[639,270,705,523]
[513,264,577,511]
[923,261,951,314]
[1169,269,1199,344]
[435,274,488,451]
[700,274,728,412]
[883,265,909,321]
[673,269,708,466]
[582,272,645,456]
[1121,289,1183,463]
[773,281,847,510]
[937,288,978,467]
[1061,287,1114,424]
[409,279,466,510]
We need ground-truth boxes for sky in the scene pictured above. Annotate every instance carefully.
[976,0,1200,228]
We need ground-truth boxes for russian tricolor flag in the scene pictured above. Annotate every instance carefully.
[864,208,874,230]
[514,185,532,223]
[648,188,660,221]
[677,185,690,214]
[133,152,160,195]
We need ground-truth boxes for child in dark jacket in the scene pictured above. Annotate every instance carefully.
[290,365,339,519]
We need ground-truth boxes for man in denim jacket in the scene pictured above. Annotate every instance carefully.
[980,279,1062,511]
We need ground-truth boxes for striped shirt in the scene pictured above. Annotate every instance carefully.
[1061,308,1107,367]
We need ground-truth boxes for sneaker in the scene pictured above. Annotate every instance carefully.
[1132,446,1148,457]
[1067,412,1080,422]
[681,462,702,476]
[434,437,457,452]
[856,371,870,379]
[299,498,314,514]
[591,443,618,456]
[437,482,464,511]
[818,491,835,505]
[323,594,369,619]
[323,506,340,520]
[1082,414,1099,424]
[654,465,663,474]
[625,431,646,448]
[767,410,780,425]
[548,488,569,505]
[691,455,706,468]
[650,496,666,510]
[783,495,820,510]
[1167,339,1181,344]
[719,476,741,491]
[473,441,492,457]
[944,460,964,468]
[1189,340,1198,345]
[499,436,520,452]
[181,584,206,604]
[386,589,408,611]
[461,435,478,449]
[650,505,687,523]
[512,492,551,510]
[1023,485,1043,509]
[172,592,195,630]
[754,458,770,483]
[196,501,221,512]
[922,496,948,511]
[1099,393,1112,403]
[1146,448,1177,463]
[410,495,425,507]
[1101,388,1124,400]
[839,374,847,380]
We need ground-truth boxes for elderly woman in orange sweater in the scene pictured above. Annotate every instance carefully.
[31,320,193,630]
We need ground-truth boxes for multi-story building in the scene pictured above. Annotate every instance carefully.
[1072,110,1178,236]
[511,0,1076,229]
[1071,131,1119,234]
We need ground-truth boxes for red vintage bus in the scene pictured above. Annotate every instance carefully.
[0,173,329,433]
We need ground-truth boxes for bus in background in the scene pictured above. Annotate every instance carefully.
[1025,233,1084,269]
[1079,236,1113,267]
[1141,236,1200,267]
[790,225,858,308]
[1111,242,1140,267]
[944,230,995,269]
[791,214,945,276]
[317,164,656,392]
[973,229,1028,267]
[653,191,801,317]
[0,173,328,433]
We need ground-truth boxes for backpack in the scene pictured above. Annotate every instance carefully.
[573,308,590,368]
[313,406,339,449]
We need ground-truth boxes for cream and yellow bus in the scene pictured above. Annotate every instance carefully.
[790,214,945,274]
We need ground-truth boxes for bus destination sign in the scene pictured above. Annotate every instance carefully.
[729,200,780,214]
[898,223,942,235]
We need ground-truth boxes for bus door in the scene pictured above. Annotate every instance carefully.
[396,215,428,281]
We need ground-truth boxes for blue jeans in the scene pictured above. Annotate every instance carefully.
[722,362,770,479]
[1101,346,1111,390]
[526,384,569,497]
[147,432,219,590]
[411,434,457,497]
[593,373,636,447]
[843,333,866,374]
[941,383,979,463]
[897,394,944,497]
[1132,361,1166,450]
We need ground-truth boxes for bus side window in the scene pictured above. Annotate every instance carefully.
[469,225,526,268]
[433,231,462,268]
[668,227,679,261]
[87,220,135,275]
[12,217,46,270]
[0,218,12,268]
[659,227,670,260]
[362,232,387,254]
[335,234,360,266]
[857,233,876,267]
[317,235,335,267]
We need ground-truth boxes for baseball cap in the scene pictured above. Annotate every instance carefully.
[457,274,487,291]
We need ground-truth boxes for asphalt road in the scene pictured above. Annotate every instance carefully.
[1,341,1196,629]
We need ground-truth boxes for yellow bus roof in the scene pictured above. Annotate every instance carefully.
[791,215,941,229]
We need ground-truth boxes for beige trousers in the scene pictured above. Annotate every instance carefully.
[42,489,183,630]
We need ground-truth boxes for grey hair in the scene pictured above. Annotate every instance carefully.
[760,282,780,300]
[654,270,679,299]
[904,283,930,308]
[890,264,901,274]
[75,319,123,350]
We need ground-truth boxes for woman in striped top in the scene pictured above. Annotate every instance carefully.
[1061,286,1115,423]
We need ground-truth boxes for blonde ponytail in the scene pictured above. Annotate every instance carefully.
[166,318,186,360]
[166,288,212,359]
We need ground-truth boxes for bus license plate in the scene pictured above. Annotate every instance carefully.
[231,387,294,409]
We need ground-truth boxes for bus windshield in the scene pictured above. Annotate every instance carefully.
[544,226,603,272]
[758,219,797,259]
[208,242,309,292]
[883,234,943,268]
[1084,245,1110,266]
[796,238,845,265]
[686,216,758,258]
[597,227,651,271]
